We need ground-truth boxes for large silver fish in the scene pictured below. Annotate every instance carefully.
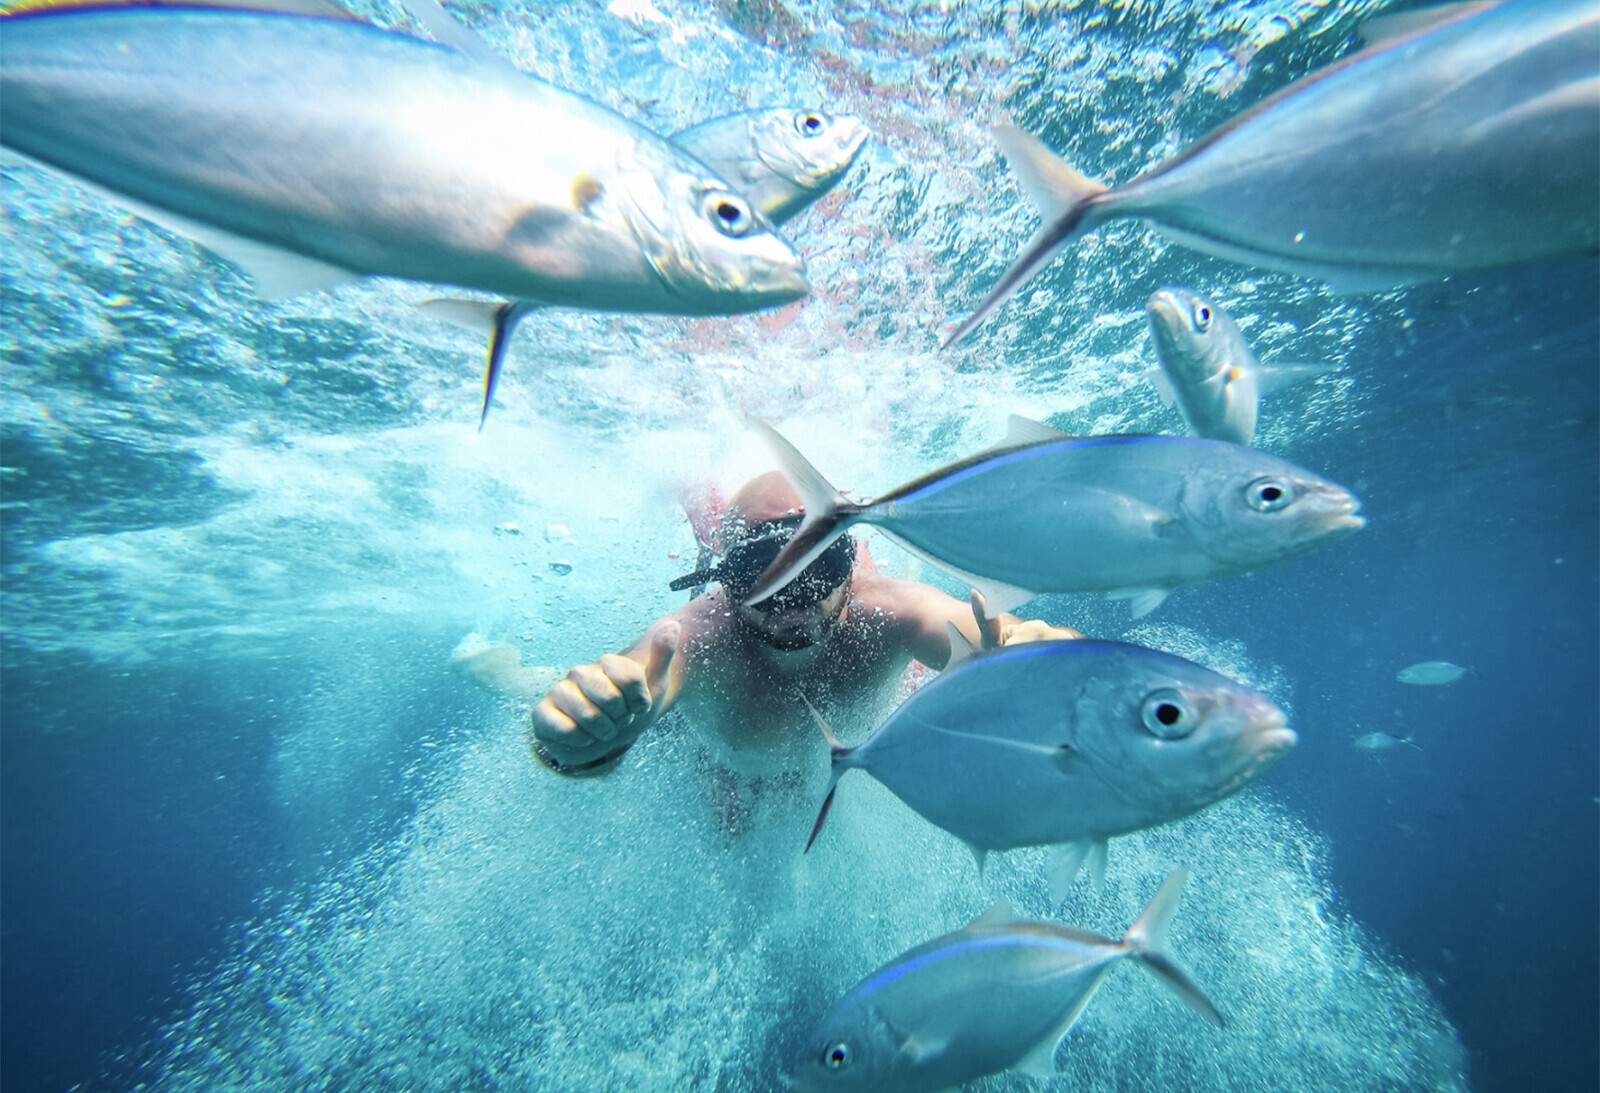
[791,870,1223,1092]
[802,636,1294,897]
[945,0,1600,346]
[0,6,808,410]
[422,106,867,423]
[745,416,1364,619]
[1145,288,1335,446]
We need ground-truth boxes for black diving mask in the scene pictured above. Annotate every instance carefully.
[669,515,855,611]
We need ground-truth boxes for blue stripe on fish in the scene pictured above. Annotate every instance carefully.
[854,932,1107,1001]
[894,435,1196,504]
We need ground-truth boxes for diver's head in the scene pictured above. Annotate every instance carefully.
[669,473,855,651]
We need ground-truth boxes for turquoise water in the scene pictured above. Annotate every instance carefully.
[2,1,1596,1090]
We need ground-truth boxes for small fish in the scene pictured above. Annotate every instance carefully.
[801,635,1295,897]
[1144,288,1335,446]
[0,6,808,425]
[744,416,1364,619]
[1353,731,1423,753]
[945,0,1600,346]
[673,109,868,225]
[1397,660,1469,685]
[790,870,1224,1092]
[423,106,866,425]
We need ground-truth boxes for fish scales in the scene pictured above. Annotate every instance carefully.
[817,638,1295,857]
[0,8,806,311]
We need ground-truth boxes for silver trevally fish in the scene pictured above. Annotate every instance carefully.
[1145,287,1335,447]
[1353,731,1423,754]
[422,106,867,423]
[1397,660,1469,685]
[673,109,868,225]
[745,416,1364,618]
[944,0,1600,346]
[802,636,1295,896]
[0,6,808,417]
[791,870,1224,1092]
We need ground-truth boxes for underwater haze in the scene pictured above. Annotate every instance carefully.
[2,1,1596,1091]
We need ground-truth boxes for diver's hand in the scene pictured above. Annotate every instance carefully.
[969,590,1083,650]
[530,621,680,772]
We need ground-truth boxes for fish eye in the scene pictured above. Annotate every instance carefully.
[1140,690,1196,739]
[796,112,827,137]
[704,191,754,237]
[822,1042,850,1069]
[1245,477,1294,513]
[1192,304,1212,332]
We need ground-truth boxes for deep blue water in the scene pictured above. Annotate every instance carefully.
[3,1,1598,1090]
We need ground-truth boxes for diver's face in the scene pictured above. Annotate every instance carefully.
[735,580,850,651]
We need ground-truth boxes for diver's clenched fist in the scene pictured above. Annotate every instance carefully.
[530,620,679,771]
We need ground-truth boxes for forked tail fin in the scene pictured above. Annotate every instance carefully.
[942,126,1109,349]
[1122,869,1227,1029]
[743,419,866,606]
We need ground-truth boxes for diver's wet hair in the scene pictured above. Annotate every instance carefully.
[669,514,854,609]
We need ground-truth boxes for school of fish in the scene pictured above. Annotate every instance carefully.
[0,0,1579,1088]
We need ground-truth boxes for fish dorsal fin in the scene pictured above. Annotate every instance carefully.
[1357,1,1497,47]
[1,147,357,298]
[944,622,978,669]
[968,899,1020,930]
[1002,413,1070,447]
[990,125,1106,225]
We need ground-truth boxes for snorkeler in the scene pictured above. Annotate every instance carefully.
[461,471,1082,777]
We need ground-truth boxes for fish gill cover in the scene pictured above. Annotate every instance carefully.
[3,0,1584,1088]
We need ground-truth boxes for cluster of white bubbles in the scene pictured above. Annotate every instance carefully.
[141,624,1464,1090]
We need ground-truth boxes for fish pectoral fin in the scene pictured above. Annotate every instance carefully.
[1001,413,1070,447]
[1143,368,1178,408]
[1253,361,1338,397]
[896,1032,950,1066]
[1109,586,1171,619]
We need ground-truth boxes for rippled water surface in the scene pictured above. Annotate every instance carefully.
[2,1,1596,1090]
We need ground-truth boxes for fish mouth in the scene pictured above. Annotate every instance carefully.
[836,117,870,163]
[1242,708,1298,771]
[1311,488,1366,536]
[1146,289,1185,322]
[763,265,810,306]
